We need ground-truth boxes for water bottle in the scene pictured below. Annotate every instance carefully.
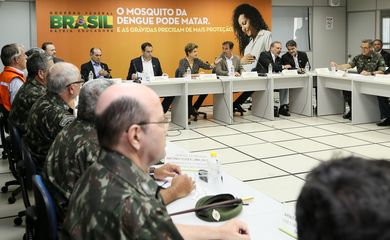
[229,66,235,77]
[88,71,93,81]
[331,63,336,72]
[144,71,150,82]
[186,67,191,80]
[305,62,310,73]
[268,63,273,74]
[208,152,222,188]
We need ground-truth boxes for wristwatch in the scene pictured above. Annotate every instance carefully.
[149,167,156,179]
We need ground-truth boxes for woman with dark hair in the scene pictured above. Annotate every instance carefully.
[232,3,272,112]
[177,43,214,120]
[233,3,272,71]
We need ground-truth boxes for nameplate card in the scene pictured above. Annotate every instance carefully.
[241,71,259,78]
[163,152,209,172]
[281,69,298,76]
[315,68,330,75]
[279,204,298,239]
[199,74,217,80]
[153,76,169,81]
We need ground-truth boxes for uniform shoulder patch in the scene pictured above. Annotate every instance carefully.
[59,115,75,127]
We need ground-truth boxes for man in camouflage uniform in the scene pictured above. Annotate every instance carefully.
[45,79,193,220]
[332,39,385,122]
[62,83,250,240]
[9,53,53,134]
[24,62,82,170]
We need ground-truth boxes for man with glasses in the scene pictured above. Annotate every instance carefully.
[62,83,250,240]
[331,39,386,123]
[45,79,193,221]
[24,62,82,170]
[0,43,27,112]
[9,53,54,134]
[80,47,111,81]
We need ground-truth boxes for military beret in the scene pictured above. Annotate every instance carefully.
[195,193,243,222]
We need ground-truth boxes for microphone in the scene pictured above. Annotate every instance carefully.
[132,62,142,83]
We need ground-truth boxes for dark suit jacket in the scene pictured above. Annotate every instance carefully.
[380,50,390,67]
[80,61,111,81]
[281,51,310,69]
[126,56,163,80]
[254,51,283,74]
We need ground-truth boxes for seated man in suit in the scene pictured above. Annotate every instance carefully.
[215,41,248,115]
[373,39,390,67]
[254,41,291,116]
[127,42,172,113]
[282,40,310,72]
[296,156,390,240]
[80,48,111,81]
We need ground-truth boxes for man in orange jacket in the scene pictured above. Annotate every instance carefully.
[0,43,27,112]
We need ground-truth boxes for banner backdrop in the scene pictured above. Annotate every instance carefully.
[37,0,271,79]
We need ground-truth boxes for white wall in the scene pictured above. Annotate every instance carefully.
[346,0,390,55]
[273,0,347,68]
[0,0,36,69]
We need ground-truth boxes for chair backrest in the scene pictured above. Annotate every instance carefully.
[0,105,9,154]
[175,68,181,78]
[7,119,22,162]
[21,139,36,190]
[32,174,58,240]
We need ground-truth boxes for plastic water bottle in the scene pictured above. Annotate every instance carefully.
[208,152,222,188]
[305,62,310,73]
[144,71,150,82]
[88,71,93,81]
[268,63,273,74]
[331,63,336,72]
[186,67,191,80]
[229,66,235,77]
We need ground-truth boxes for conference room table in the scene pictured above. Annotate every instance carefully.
[317,72,390,124]
[143,73,313,129]
[163,142,296,239]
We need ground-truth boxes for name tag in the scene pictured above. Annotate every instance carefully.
[199,74,217,80]
[241,72,258,78]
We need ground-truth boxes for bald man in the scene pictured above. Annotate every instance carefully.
[62,83,250,240]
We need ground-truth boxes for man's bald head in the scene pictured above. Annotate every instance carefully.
[95,83,162,150]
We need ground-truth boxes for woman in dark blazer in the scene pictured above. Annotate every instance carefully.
[177,43,214,120]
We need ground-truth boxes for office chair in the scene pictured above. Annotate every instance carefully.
[0,106,22,206]
[28,174,58,240]
[0,105,9,159]
[8,120,29,226]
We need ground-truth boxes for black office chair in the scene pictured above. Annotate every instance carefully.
[0,106,22,206]
[0,104,9,159]
[27,174,58,240]
[8,120,30,225]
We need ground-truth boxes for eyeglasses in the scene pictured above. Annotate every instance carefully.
[66,80,85,87]
[138,119,170,130]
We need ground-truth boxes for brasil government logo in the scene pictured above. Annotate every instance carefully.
[50,15,113,29]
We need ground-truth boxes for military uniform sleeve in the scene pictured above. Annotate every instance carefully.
[120,196,183,240]
[349,56,358,68]
[377,55,386,72]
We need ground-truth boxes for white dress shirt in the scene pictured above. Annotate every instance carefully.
[141,56,155,77]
